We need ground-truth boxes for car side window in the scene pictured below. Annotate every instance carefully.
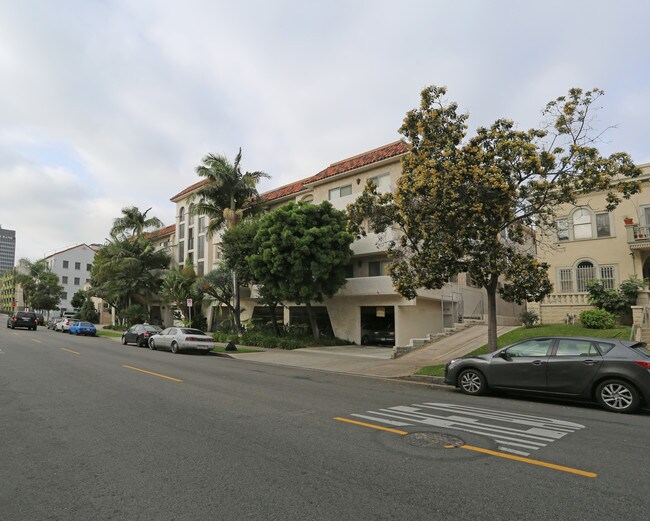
[161,328,171,335]
[506,339,553,358]
[555,339,598,357]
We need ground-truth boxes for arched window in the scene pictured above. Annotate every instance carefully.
[188,204,195,225]
[576,260,595,292]
[572,209,592,239]
[179,207,185,223]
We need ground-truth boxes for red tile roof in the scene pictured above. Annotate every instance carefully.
[145,224,175,239]
[44,243,98,259]
[170,140,409,204]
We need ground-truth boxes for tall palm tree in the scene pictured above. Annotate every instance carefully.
[111,206,163,239]
[194,148,269,332]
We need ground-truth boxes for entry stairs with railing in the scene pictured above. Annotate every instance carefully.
[392,318,485,359]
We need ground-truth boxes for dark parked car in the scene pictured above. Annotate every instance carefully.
[122,324,163,347]
[6,311,38,330]
[35,314,45,326]
[444,336,650,413]
[360,322,395,346]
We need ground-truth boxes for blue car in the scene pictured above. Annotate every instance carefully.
[69,321,97,336]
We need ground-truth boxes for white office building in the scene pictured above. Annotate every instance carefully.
[44,244,98,313]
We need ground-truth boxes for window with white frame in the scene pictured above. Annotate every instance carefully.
[198,216,206,234]
[198,236,205,259]
[556,219,569,241]
[558,262,617,293]
[328,184,352,200]
[596,213,611,238]
[179,207,185,223]
[573,209,592,239]
[368,260,390,277]
[368,173,391,194]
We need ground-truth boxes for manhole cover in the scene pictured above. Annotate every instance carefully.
[403,432,465,449]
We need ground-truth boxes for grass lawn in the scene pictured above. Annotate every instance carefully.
[96,330,123,338]
[212,346,262,354]
[415,323,632,377]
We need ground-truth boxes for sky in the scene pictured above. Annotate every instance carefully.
[1,0,649,261]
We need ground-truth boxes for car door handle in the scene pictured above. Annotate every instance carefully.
[532,360,546,365]
[582,359,598,365]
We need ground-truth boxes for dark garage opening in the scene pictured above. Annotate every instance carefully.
[360,306,395,346]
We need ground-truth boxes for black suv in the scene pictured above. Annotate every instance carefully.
[7,311,38,330]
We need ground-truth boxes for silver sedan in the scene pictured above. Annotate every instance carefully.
[148,327,216,354]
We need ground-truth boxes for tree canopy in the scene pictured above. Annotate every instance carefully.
[249,201,354,339]
[110,206,163,239]
[348,85,641,351]
[15,259,63,312]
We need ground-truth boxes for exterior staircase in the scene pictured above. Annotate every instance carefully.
[392,318,485,359]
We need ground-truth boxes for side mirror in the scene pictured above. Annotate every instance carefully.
[498,350,511,361]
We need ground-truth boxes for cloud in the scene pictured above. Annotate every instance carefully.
[1,0,649,260]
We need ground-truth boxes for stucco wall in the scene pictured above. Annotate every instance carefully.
[397,299,442,346]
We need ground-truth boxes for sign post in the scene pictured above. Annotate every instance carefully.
[187,298,193,325]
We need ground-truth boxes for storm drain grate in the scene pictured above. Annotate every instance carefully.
[403,432,465,449]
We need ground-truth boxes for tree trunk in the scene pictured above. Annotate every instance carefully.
[268,304,282,337]
[232,270,242,333]
[305,301,320,340]
[486,275,499,352]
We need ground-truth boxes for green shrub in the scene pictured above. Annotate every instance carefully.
[211,330,351,349]
[579,309,616,329]
[519,310,539,328]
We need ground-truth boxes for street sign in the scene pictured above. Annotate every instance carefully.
[187,298,193,307]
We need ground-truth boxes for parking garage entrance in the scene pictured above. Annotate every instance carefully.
[360,306,395,346]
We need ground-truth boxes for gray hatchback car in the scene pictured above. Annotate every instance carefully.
[444,336,650,413]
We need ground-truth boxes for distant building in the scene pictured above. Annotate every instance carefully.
[0,225,16,273]
[44,244,98,313]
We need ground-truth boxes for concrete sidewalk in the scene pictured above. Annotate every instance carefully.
[225,324,518,378]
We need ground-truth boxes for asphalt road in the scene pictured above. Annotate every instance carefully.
[2,323,650,520]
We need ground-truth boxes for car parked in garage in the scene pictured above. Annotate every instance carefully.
[148,327,216,354]
[444,336,650,413]
[122,324,163,347]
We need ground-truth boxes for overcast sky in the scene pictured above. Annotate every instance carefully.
[1,0,649,261]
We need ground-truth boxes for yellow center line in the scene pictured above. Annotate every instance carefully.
[122,365,183,382]
[31,339,42,344]
[334,417,409,435]
[334,417,597,478]
[61,348,80,355]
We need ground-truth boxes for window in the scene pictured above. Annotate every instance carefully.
[63,261,69,269]
[198,216,206,234]
[572,209,592,239]
[214,244,222,260]
[189,204,195,225]
[556,339,599,357]
[198,236,205,259]
[328,184,352,200]
[60,292,67,300]
[344,264,354,278]
[179,207,185,223]
[506,339,553,357]
[188,252,194,265]
[197,261,204,276]
[369,260,390,277]
[558,269,573,293]
[75,262,81,270]
[62,276,68,284]
[600,266,615,290]
[188,228,194,250]
[179,224,185,240]
[576,261,595,292]
[74,277,80,285]
[178,242,184,263]
[368,173,391,194]
[556,219,569,241]
[596,213,611,238]
[87,264,92,271]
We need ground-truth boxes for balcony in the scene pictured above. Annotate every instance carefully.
[627,225,650,249]
[352,228,400,256]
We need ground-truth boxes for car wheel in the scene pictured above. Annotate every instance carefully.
[122,336,127,345]
[171,341,179,354]
[149,339,156,350]
[458,368,487,396]
[596,379,640,413]
[361,335,370,345]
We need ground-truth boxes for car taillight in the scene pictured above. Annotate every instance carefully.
[635,361,650,369]
[12,317,17,322]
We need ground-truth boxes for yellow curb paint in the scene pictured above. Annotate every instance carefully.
[334,417,408,435]
[122,365,183,382]
[61,348,80,355]
[458,444,597,478]
[334,417,597,478]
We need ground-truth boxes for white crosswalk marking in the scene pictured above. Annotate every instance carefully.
[350,402,585,456]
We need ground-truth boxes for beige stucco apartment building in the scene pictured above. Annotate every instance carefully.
[168,141,523,347]
[531,163,650,326]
